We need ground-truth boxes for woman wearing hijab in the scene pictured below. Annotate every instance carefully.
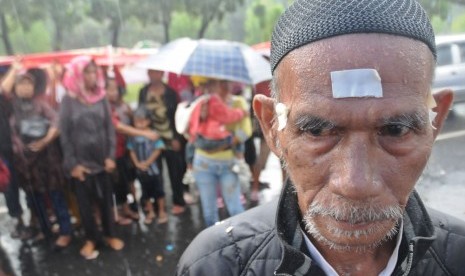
[1,61,73,248]
[59,56,123,260]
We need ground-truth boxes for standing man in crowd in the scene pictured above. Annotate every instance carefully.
[139,70,187,215]
[177,0,465,275]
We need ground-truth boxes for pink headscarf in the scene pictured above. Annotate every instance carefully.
[63,56,106,104]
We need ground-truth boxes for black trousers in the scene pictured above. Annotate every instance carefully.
[73,172,115,242]
[138,173,165,202]
[157,149,186,206]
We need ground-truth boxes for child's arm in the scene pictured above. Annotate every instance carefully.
[116,122,159,140]
[142,149,162,167]
[129,150,148,171]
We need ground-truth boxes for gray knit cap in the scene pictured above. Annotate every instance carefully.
[270,0,436,72]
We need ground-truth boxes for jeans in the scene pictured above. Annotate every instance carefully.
[2,157,23,218]
[193,154,244,227]
[30,190,72,236]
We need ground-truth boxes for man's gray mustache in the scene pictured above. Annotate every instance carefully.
[306,201,404,224]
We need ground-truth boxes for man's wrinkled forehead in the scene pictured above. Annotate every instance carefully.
[275,34,433,100]
[272,34,437,131]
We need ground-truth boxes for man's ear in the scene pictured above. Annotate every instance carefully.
[432,89,454,138]
[253,94,280,155]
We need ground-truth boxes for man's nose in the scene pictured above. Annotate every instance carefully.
[330,134,384,201]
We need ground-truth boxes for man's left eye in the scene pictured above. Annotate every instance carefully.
[378,124,411,137]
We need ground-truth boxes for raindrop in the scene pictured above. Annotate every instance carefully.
[165,244,174,251]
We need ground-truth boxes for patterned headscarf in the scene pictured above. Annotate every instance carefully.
[63,55,106,104]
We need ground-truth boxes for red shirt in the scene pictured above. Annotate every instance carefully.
[188,94,245,142]
[111,107,127,159]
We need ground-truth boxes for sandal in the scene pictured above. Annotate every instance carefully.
[54,235,72,250]
[117,217,133,226]
[80,241,99,260]
[157,214,168,224]
[105,237,124,251]
[144,212,155,225]
[171,205,185,215]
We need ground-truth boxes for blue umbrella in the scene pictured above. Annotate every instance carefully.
[136,38,271,85]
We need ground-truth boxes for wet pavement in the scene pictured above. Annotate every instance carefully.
[0,201,205,276]
[0,155,284,276]
[1,104,464,276]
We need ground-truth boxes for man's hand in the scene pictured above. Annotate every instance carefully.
[11,56,24,71]
[27,139,47,152]
[171,139,181,152]
[71,165,90,181]
[104,158,116,173]
[142,130,159,141]
[136,161,149,171]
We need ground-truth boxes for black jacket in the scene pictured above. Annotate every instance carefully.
[0,94,13,160]
[177,181,465,275]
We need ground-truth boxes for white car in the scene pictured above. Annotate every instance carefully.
[433,34,465,104]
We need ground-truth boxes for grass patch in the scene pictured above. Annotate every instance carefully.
[124,83,145,104]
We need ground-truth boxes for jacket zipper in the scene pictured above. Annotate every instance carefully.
[401,242,414,276]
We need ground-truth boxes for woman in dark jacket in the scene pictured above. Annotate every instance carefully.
[60,56,123,259]
[10,72,72,248]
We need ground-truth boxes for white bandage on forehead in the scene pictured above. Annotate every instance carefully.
[331,69,383,98]
[275,103,289,131]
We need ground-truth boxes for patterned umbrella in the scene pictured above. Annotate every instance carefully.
[136,38,271,85]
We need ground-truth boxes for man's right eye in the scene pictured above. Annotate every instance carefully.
[300,126,335,137]
[378,124,411,137]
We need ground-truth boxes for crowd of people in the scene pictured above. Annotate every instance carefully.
[0,55,273,260]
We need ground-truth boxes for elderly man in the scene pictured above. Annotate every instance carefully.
[176,0,465,275]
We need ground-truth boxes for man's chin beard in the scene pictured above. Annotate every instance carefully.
[302,201,403,252]
[303,216,401,252]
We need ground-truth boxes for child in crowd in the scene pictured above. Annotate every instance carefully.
[184,79,250,182]
[106,75,139,224]
[127,108,167,225]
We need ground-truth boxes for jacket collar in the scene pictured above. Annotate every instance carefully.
[274,180,437,275]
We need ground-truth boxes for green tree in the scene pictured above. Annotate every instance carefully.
[89,0,127,47]
[183,0,245,38]
[245,0,284,44]
[451,13,465,32]
[419,0,450,20]
[0,0,43,54]
[170,11,201,40]
[129,0,181,43]
[40,0,85,50]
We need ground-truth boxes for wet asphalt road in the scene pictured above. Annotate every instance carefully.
[0,103,464,276]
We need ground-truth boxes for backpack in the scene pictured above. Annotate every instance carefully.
[0,159,10,193]
[175,94,210,138]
